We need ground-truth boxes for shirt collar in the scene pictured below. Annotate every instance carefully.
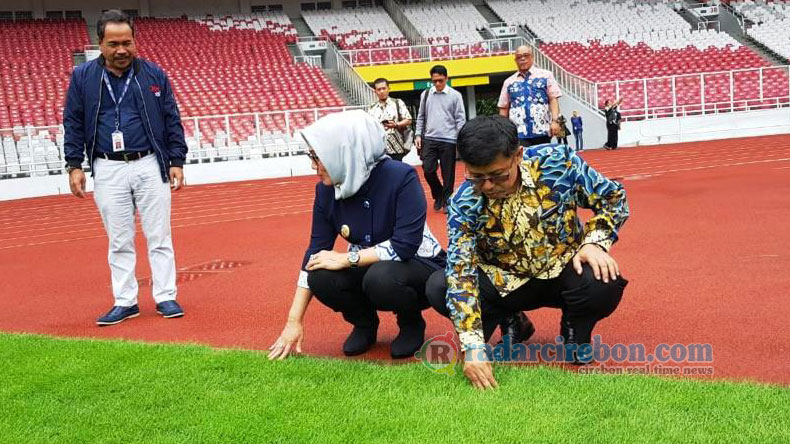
[431,85,448,94]
[517,68,534,79]
[105,66,132,79]
[518,160,537,189]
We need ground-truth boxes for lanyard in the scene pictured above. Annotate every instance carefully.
[102,70,133,131]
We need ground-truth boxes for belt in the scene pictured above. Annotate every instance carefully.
[97,149,154,162]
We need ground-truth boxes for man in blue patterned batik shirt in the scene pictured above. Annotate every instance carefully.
[499,45,562,148]
[426,116,629,389]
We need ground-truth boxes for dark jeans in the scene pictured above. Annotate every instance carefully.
[308,260,435,328]
[606,124,619,149]
[573,130,583,151]
[425,262,627,345]
[519,135,552,147]
[421,139,456,204]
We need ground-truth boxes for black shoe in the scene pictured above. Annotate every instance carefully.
[498,312,536,344]
[560,320,586,365]
[343,319,379,356]
[156,300,184,318]
[96,305,140,326]
[390,313,426,359]
[433,199,443,211]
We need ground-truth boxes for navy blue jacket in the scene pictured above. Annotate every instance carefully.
[63,57,188,182]
[302,159,446,271]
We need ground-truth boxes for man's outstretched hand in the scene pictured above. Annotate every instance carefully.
[463,348,498,390]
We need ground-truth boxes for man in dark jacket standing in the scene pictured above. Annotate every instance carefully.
[64,10,188,325]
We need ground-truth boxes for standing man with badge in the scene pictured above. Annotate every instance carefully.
[63,10,188,325]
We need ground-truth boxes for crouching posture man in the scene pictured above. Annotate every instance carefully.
[426,116,630,389]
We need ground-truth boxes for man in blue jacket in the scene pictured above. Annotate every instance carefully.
[64,10,188,325]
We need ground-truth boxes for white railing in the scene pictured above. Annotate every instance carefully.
[339,37,519,67]
[527,39,600,114]
[595,65,790,121]
[294,55,322,67]
[696,19,722,32]
[328,43,378,106]
[0,106,365,180]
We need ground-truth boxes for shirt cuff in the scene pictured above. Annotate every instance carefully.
[374,240,403,262]
[296,270,309,290]
[65,159,83,169]
[459,330,486,352]
[582,229,614,252]
[169,158,185,167]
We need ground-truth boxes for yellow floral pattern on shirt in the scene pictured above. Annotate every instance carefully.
[445,144,629,350]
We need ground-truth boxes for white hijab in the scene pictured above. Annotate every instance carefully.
[300,110,388,200]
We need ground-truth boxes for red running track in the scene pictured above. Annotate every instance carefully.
[0,135,788,385]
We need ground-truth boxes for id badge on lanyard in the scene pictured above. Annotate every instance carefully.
[103,71,133,152]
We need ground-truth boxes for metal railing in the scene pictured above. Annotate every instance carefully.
[696,19,722,32]
[294,55,322,67]
[339,37,519,66]
[0,105,366,180]
[595,65,790,121]
[526,39,600,114]
[327,43,377,106]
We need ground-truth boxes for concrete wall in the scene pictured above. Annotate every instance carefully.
[619,106,790,146]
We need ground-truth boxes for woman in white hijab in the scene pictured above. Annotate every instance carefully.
[269,110,446,359]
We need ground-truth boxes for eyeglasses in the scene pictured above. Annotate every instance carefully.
[465,158,518,187]
[307,150,319,163]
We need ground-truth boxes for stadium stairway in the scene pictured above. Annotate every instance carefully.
[322,68,362,106]
[291,16,314,38]
[474,2,503,24]
[682,1,786,66]
[717,6,788,65]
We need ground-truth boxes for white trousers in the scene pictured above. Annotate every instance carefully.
[93,155,177,306]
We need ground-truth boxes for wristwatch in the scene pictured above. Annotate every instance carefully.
[66,165,81,174]
[348,251,360,268]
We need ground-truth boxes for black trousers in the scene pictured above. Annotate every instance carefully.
[421,139,456,204]
[519,135,552,147]
[308,260,435,328]
[557,136,568,145]
[606,124,619,149]
[426,263,627,345]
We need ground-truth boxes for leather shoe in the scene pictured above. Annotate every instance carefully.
[498,312,535,344]
[96,305,139,326]
[560,320,586,365]
[156,300,184,318]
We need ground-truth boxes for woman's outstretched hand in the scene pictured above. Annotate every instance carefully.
[268,320,304,360]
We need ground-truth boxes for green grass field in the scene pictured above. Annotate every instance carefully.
[1,334,787,443]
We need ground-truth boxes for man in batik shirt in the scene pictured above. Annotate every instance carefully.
[499,45,562,147]
[426,116,629,389]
